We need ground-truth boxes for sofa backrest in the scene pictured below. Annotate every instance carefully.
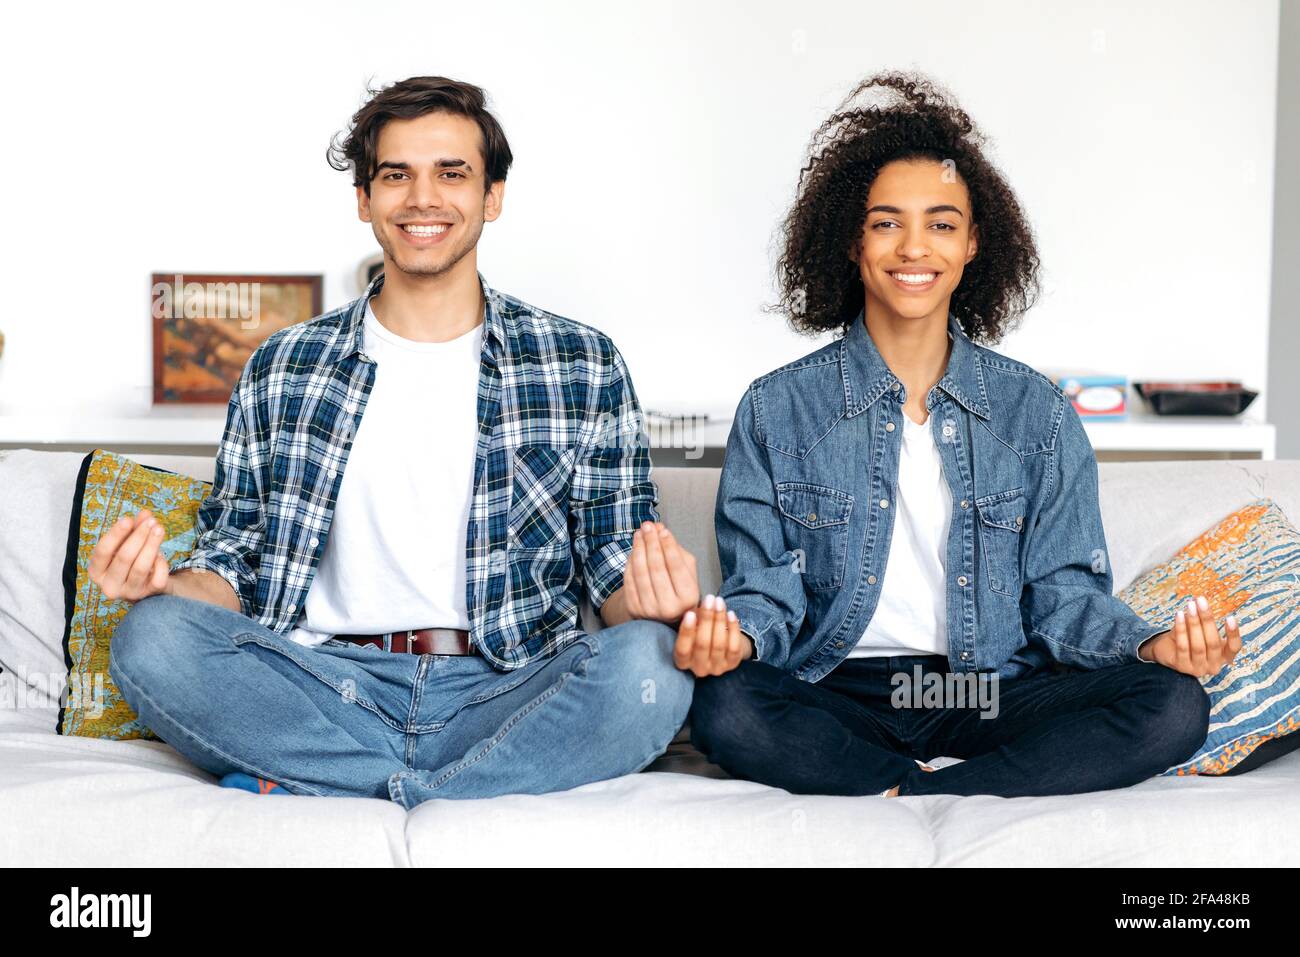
[8,450,1300,640]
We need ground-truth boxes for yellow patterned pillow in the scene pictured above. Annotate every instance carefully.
[1117,499,1300,776]
[59,449,212,740]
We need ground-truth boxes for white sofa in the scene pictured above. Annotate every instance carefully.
[2,448,1298,866]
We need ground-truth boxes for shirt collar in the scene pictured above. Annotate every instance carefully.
[840,308,991,420]
[338,268,505,360]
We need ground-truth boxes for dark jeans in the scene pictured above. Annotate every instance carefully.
[689,653,1210,797]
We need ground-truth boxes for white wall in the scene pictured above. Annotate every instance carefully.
[0,0,1280,425]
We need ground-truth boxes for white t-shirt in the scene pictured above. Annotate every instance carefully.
[847,400,953,659]
[286,297,482,648]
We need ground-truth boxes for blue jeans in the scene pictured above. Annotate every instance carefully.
[689,653,1209,797]
[108,594,693,809]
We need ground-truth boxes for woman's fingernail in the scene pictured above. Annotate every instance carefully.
[152,526,163,536]
[703,594,715,609]
[1196,595,1209,611]
[684,610,695,625]
[1227,615,1237,629]
[1176,609,1185,622]
[727,610,737,621]
[1186,599,1197,614]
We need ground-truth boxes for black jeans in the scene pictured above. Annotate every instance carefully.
[689,653,1210,797]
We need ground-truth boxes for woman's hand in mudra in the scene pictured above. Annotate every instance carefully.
[1140,594,1243,677]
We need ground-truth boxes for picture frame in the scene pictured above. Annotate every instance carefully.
[151,272,324,404]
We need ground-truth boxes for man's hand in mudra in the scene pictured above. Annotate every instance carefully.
[618,521,701,624]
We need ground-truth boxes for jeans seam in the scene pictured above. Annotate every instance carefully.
[108,660,327,797]
[413,638,602,795]
[425,670,577,792]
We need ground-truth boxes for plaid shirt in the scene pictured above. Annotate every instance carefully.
[171,270,659,670]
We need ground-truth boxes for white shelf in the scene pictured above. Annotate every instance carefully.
[1081,412,1275,458]
[0,410,1276,459]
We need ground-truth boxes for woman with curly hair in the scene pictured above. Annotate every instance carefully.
[672,71,1240,799]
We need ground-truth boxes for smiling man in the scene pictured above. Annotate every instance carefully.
[101,76,699,809]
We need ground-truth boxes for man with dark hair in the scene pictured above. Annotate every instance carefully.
[96,76,701,809]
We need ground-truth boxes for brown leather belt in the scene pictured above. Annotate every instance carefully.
[332,628,475,655]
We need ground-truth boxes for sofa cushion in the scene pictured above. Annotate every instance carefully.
[59,450,213,740]
[1117,499,1300,775]
[0,449,91,720]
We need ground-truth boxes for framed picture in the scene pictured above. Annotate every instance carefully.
[151,272,323,404]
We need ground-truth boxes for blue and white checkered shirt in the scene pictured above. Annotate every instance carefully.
[171,270,660,670]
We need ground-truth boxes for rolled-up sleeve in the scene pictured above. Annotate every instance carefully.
[170,362,264,619]
[569,341,659,615]
[1021,398,1166,669]
[715,388,808,669]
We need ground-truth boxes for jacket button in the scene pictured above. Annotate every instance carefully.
[310,537,319,548]
[960,651,970,661]
[1016,516,1023,525]
[891,382,901,391]
[885,422,895,432]
[287,603,296,613]
[808,513,817,522]
[879,499,889,508]
[835,641,845,649]
[960,499,969,508]
[867,574,877,585]
[957,575,968,586]
[943,425,954,437]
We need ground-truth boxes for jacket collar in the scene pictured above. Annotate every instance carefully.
[337,268,506,360]
[840,308,991,421]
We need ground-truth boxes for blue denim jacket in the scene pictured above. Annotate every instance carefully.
[715,309,1166,682]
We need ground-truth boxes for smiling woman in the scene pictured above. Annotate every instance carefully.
[771,69,1041,346]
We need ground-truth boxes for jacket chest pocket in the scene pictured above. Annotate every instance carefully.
[775,482,853,591]
[974,489,1026,598]
[507,444,578,552]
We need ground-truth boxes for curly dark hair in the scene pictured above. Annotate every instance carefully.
[772,70,1041,344]
[327,75,513,197]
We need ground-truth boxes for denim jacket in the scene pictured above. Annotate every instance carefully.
[715,309,1166,682]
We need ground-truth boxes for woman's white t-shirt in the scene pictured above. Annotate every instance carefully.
[847,403,953,659]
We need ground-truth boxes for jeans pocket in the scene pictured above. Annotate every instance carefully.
[231,631,404,731]
[974,489,1026,598]
[775,482,853,591]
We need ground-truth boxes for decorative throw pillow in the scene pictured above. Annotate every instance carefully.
[59,449,212,740]
[1117,499,1300,776]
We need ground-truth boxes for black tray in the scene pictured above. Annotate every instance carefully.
[1134,381,1258,416]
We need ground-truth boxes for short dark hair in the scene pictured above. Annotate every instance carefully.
[327,75,513,196]
[771,70,1041,345]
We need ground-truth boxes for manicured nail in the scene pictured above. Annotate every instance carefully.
[1186,599,1197,614]
[152,526,163,536]
[1227,615,1237,629]
[1176,609,1184,622]
[1196,595,1209,611]
[684,610,695,625]
[727,610,737,621]
[704,594,715,609]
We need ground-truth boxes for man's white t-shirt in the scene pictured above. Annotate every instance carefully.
[287,297,482,648]
[847,398,953,659]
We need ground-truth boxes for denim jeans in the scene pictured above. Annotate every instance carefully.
[689,652,1209,797]
[108,594,693,809]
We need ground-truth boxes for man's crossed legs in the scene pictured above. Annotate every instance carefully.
[108,594,693,810]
